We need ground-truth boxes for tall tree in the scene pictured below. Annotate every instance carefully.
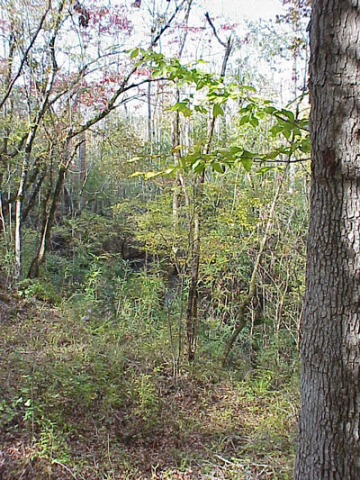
[295,2,360,478]
[185,14,233,362]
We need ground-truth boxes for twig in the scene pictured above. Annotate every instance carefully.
[205,12,227,47]
[151,0,188,47]
[0,5,51,110]
[52,460,77,479]
[222,165,289,366]
[253,157,310,164]
[214,454,236,465]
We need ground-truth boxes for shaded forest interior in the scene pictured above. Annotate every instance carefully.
[0,0,310,478]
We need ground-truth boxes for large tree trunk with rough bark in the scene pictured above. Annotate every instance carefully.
[295,2,360,478]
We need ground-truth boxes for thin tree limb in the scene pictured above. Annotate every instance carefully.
[0,4,51,110]
[222,165,289,366]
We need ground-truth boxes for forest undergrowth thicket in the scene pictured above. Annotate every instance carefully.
[0,277,299,479]
[0,169,306,478]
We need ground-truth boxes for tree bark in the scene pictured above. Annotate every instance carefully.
[185,35,233,362]
[295,2,360,478]
[78,132,87,213]
[13,0,64,280]
[28,139,72,279]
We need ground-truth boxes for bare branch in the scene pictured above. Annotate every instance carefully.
[70,77,167,138]
[253,157,310,164]
[0,5,51,110]
[205,12,227,48]
[151,0,188,47]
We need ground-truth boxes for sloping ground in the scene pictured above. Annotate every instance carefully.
[0,287,298,479]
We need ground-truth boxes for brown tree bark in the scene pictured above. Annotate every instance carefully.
[295,2,360,478]
[28,139,72,279]
[14,0,64,280]
[184,34,233,362]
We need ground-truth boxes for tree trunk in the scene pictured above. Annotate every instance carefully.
[78,132,86,213]
[14,129,37,279]
[295,2,360,478]
[28,140,71,279]
[184,36,233,361]
[186,199,201,361]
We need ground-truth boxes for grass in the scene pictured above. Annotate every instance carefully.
[0,290,299,479]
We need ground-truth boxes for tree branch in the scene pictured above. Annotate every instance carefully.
[0,4,51,110]
[205,12,227,48]
[222,165,289,366]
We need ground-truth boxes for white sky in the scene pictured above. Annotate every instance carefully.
[204,0,285,22]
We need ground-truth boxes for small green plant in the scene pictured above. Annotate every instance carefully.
[18,278,60,303]
[127,373,160,424]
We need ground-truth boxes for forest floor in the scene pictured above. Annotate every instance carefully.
[0,286,298,479]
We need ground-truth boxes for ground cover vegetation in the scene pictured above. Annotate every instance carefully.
[0,0,310,477]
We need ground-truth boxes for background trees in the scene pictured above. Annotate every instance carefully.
[0,0,312,477]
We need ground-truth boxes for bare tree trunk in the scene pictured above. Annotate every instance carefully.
[295,2,360,478]
[172,89,181,226]
[185,34,233,361]
[28,139,72,279]
[147,83,152,149]
[13,0,64,280]
[78,132,86,213]
[15,128,39,279]
[22,167,47,223]
[171,0,193,225]
[0,27,15,240]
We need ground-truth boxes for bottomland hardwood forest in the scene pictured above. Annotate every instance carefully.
[4,0,356,479]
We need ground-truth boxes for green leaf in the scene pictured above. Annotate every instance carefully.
[196,79,207,90]
[191,158,206,173]
[217,148,236,161]
[250,116,259,128]
[239,115,250,126]
[266,150,280,160]
[130,47,140,59]
[175,102,192,117]
[229,146,242,155]
[191,159,202,170]
[212,162,225,173]
[280,109,295,122]
[270,125,283,136]
[193,163,205,174]
[299,139,311,154]
[144,171,161,180]
[263,106,277,114]
[241,158,253,172]
[256,166,276,175]
[126,156,142,163]
[170,102,191,117]
[164,167,177,175]
[282,126,292,140]
[213,104,224,117]
[171,145,182,153]
[194,105,208,114]
[241,149,256,159]
[129,171,146,178]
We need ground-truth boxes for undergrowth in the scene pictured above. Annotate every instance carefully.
[0,264,299,479]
